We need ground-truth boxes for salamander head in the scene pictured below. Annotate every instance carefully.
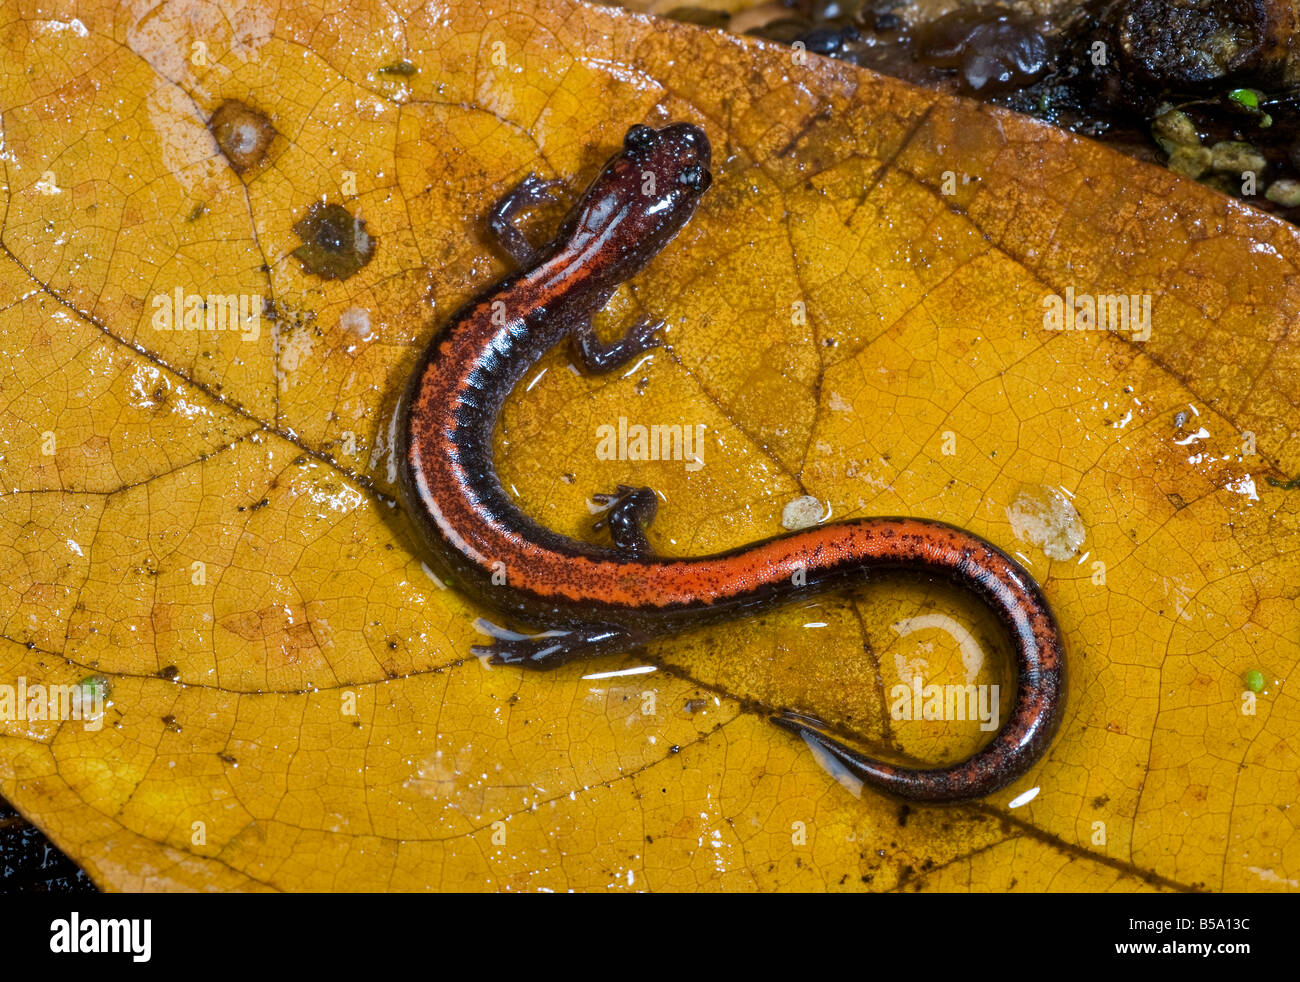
[562,122,712,275]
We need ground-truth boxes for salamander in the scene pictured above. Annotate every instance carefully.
[397,121,1066,802]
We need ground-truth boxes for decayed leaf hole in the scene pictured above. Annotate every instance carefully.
[207,100,276,175]
[291,202,376,280]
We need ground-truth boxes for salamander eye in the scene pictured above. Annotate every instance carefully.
[679,165,711,192]
[624,124,656,151]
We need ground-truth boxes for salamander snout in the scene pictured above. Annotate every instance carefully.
[624,122,712,194]
[561,121,714,275]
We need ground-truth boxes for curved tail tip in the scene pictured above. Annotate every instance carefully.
[770,711,864,765]
[771,712,876,796]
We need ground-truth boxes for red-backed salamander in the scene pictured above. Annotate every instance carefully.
[397,122,1066,802]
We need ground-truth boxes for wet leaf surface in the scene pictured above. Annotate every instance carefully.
[0,0,1297,891]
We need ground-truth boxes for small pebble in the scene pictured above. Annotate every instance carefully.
[1208,141,1266,174]
[1265,179,1300,207]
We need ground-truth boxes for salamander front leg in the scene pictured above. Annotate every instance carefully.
[488,173,564,266]
[592,485,658,559]
[573,316,664,373]
[472,620,646,669]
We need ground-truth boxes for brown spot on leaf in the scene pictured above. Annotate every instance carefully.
[150,603,173,636]
[207,100,276,175]
[218,605,321,668]
[291,202,376,280]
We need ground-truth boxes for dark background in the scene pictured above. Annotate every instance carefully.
[0,794,94,893]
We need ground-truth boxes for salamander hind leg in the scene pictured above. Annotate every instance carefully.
[488,173,564,265]
[573,316,664,373]
[592,485,658,559]
[472,620,646,670]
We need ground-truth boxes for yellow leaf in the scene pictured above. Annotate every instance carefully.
[0,0,1296,892]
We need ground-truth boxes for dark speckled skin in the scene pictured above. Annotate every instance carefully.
[398,122,1066,803]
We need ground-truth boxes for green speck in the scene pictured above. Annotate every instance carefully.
[377,60,417,76]
[1245,669,1265,693]
[78,675,110,700]
[1260,113,1273,128]
[1229,88,1260,109]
